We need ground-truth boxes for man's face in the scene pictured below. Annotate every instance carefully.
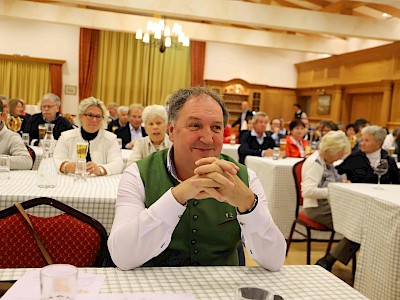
[41,99,58,121]
[1,100,9,115]
[271,119,281,130]
[254,116,268,136]
[168,95,224,174]
[129,109,143,129]
[119,111,129,126]
[108,105,117,117]
[241,101,248,112]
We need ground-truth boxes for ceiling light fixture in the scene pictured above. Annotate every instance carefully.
[135,18,190,53]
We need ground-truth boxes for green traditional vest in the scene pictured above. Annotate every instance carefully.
[137,149,249,267]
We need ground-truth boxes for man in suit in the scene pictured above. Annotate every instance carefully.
[231,101,253,135]
[107,106,129,133]
[238,112,275,164]
[115,104,147,149]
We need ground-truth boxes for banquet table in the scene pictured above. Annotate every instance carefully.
[31,146,132,170]
[221,143,240,162]
[245,156,334,240]
[329,183,400,300]
[0,266,367,299]
[0,170,120,233]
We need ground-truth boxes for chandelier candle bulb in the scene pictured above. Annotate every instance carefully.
[135,29,142,40]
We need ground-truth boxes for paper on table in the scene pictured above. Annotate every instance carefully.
[78,293,195,300]
[2,269,105,299]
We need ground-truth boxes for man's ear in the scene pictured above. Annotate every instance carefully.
[168,123,174,142]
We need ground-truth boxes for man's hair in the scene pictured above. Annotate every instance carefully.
[289,119,305,131]
[0,95,8,101]
[167,86,229,127]
[41,93,60,106]
[293,103,301,109]
[0,98,3,113]
[117,106,129,114]
[129,104,144,115]
[252,111,268,124]
[107,102,118,109]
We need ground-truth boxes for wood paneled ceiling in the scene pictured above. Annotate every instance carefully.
[1,0,400,55]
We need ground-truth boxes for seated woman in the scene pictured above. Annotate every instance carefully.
[54,97,123,176]
[302,131,358,271]
[284,119,309,158]
[7,98,30,133]
[336,125,399,184]
[127,105,172,166]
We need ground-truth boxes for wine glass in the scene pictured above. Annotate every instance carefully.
[373,159,389,189]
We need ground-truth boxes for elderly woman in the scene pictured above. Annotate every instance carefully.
[301,131,359,271]
[54,97,123,176]
[8,98,30,133]
[336,125,399,184]
[284,119,309,158]
[127,105,172,166]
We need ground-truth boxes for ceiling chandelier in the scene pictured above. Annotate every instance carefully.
[135,19,190,53]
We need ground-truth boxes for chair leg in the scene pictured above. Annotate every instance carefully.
[286,221,297,256]
[306,227,311,265]
[325,231,335,255]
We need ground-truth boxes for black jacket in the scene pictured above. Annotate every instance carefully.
[107,118,122,133]
[232,110,253,131]
[238,131,275,164]
[23,112,73,144]
[115,123,147,149]
[336,149,399,184]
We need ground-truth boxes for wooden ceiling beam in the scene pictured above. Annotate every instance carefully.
[365,3,400,18]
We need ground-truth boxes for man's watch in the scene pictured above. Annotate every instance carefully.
[237,194,258,215]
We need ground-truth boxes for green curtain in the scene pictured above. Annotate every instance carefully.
[0,59,50,104]
[92,30,190,106]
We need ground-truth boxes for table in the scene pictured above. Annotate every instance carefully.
[0,170,120,233]
[329,183,400,300]
[0,266,367,299]
[32,146,132,170]
[245,156,335,240]
[221,143,240,162]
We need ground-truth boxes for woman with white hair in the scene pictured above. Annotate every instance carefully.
[54,97,123,176]
[127,104,172,166]
[302,131,359,271]
[336,125,399,184]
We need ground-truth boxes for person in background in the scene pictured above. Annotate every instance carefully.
[284,119,309,158]
[23,93,73,145]
[54,97,123,176]
[268,117,286,147]
[345,123,357,151]
[301,131,359,272]
[352,118,370,152]
[223,124,233,144]
[115,104,147,149]
[238,112,275,164]
[382,127,400,151]
[108,86,286,270]
[127,105,172,166]
[336,125,399,184]
[231,101,253,136]
[293,103,307,120]
[107,106,129,133]
[0,100,32,170]
[0,95,9,115]
[8,98,30,133]
[107,102,119,122]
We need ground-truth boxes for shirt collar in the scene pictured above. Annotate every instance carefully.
[166,146,181,183]
[250,129,266,138]
[129,123,141,132]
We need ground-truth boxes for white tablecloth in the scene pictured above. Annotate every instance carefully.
[0,170,120,233]
[0,266,366,299]
[221,143,240,162]
[329,183,400,300]
[245,156,335,240]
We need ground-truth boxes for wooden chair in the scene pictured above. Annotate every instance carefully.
[286,159,335,265]
[0,197,108,268]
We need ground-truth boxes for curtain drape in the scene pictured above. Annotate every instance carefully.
[190,41,206,87]
[0,59,50,104]
[49,64,62,97]
[92,30,190,106]
[79,28,99,100]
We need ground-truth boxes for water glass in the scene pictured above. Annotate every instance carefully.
[40,264,78,300]
[75,159,87,181]
[272,147,280,160]
[22,133,30,146]
[235,287,273,300]
[117,138,123,149]
[0,155,10,180]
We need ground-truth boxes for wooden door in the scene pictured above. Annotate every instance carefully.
[350,93,383,125]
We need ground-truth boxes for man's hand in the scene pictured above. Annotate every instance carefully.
[264,149,273,157]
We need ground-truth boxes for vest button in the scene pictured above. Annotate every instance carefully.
[193,200,198,206]
[191,240,196,245]
[193,249,198,254]
[192,229,197,234]
[193,215,198,220]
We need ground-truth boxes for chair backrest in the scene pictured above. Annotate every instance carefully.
[292,159,306,216]
[26,145,36,169]
[0,197,108,268]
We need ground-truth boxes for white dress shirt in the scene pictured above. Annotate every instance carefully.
[108,148,286,271]
[129,123,143,142]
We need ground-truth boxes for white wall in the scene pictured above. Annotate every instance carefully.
[0,17,80,114]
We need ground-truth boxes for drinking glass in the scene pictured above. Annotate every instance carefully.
[76,142,88,160]
[0,155,10,180]
[40,264,78,300]
[22,133,30,146]
[373,159,389,190]
[112,125,118,133]
[75,159,87,181]
[279,138,286,158]
[272,147,280,160]
[38,124,46,140]
[235,287,273,300]
[388,146,395,156]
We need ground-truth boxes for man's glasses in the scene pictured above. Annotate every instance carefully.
[41,105,56,110]
[84,114,104,120]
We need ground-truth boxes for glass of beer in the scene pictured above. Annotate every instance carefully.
[38,124,46,140]
[389,146,395,156]
[279,138,287,158]
[112,125,118,133]
[76,141,88,160]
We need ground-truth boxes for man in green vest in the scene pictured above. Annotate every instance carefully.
[108,87,286,270]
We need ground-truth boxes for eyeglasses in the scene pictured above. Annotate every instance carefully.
[84,114,104,120]
[41,105,56,110]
